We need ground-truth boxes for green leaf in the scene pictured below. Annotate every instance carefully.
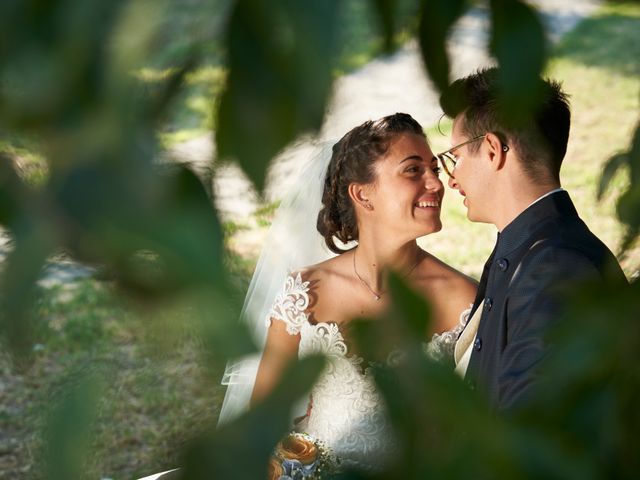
[617,187,640,235]
[626,120,640,184]
[0,0,129,130]
[350,273,432,366]
[597,152,629,200]
[0,218,55,356]
[179,355,325,480]
[418,0,469,93]
[489,0,548,125]
[371,0,398,53]
[611,122,640,243]
[387,271,432,341]
[44,372,102,480]
[144,166,225,291]
[53,157,225,298]
[0,152,24,226]
[216,0,340,193]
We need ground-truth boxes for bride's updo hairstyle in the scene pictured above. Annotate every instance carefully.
[317,112,425,254]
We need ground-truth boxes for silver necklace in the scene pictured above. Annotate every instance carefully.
[352,249,421,301]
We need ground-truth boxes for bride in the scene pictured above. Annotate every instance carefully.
[220,113,477,473]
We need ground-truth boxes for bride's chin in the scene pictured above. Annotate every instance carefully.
[419,220,442,235]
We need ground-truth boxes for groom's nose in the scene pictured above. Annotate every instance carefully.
[448,175,459,190]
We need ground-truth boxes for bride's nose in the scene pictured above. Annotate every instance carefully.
[424,172,443,192]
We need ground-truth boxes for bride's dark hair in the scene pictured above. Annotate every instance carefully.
[317,112,425,254]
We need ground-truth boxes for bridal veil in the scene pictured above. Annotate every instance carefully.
[218,141,337,426]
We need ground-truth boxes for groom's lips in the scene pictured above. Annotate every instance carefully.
[459,190,468,207]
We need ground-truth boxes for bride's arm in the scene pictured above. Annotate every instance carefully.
[424,273,477,364]
[251,318,301,406]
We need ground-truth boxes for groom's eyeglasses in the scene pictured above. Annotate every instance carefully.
[435,134,509,179]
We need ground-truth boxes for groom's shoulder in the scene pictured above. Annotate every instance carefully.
[517,215,624,283]
[534,210,614,257]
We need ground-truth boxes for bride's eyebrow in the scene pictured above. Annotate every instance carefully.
[399,155,422,164]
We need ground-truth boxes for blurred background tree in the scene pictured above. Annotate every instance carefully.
[0,0,638,478]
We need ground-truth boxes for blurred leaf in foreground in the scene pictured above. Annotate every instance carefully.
[489,0,548,125]
[43,371,103,480]
[418,0,469,93]
[521,276,640,478]
[216,0,340,192]
[597,119,640,253]
[179,355,325,480]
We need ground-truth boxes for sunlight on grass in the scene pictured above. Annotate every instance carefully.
[0,138,49,187]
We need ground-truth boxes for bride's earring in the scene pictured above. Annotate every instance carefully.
[348,184,374,211]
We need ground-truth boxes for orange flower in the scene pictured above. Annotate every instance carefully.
[267,456,284,480]
[275,433,319,465]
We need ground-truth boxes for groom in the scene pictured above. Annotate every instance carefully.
[436,68,626,410]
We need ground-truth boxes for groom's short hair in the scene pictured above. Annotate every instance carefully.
[439,67,571,183]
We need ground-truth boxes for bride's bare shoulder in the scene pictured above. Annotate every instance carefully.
[416,252,477,331]
[296,254,358,323]
[297,253,350,279]
[294,254,355,298]
[420,253,477,288]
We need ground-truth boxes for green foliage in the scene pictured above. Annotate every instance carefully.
[370,0,422,54]
[418,0,549,124]
[1,0,639,479]
[179,356,325,479]
[43,372,103,480]
[605,121,640,251]
[489,0,548,124]
[522,277,640,478]
[418,0,469,92]
[216,0,341,193]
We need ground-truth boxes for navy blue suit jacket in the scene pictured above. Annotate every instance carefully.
[464,190,626,410]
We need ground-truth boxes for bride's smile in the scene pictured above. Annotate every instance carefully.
[414,200,440,208]
[358,132,445,242]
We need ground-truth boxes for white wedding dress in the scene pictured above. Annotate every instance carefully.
[268,272,469,472]
[213,142,470,475]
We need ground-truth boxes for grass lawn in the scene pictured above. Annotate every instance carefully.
[1,2,639,479]
[0,279,231,479]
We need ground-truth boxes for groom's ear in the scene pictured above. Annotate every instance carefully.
[348,183,372,210]
[485,132,508,172]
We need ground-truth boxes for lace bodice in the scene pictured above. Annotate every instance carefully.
[267,273,469,472]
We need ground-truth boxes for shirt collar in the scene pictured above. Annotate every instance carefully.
[494,189,575,259]
[524,187,565,211]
